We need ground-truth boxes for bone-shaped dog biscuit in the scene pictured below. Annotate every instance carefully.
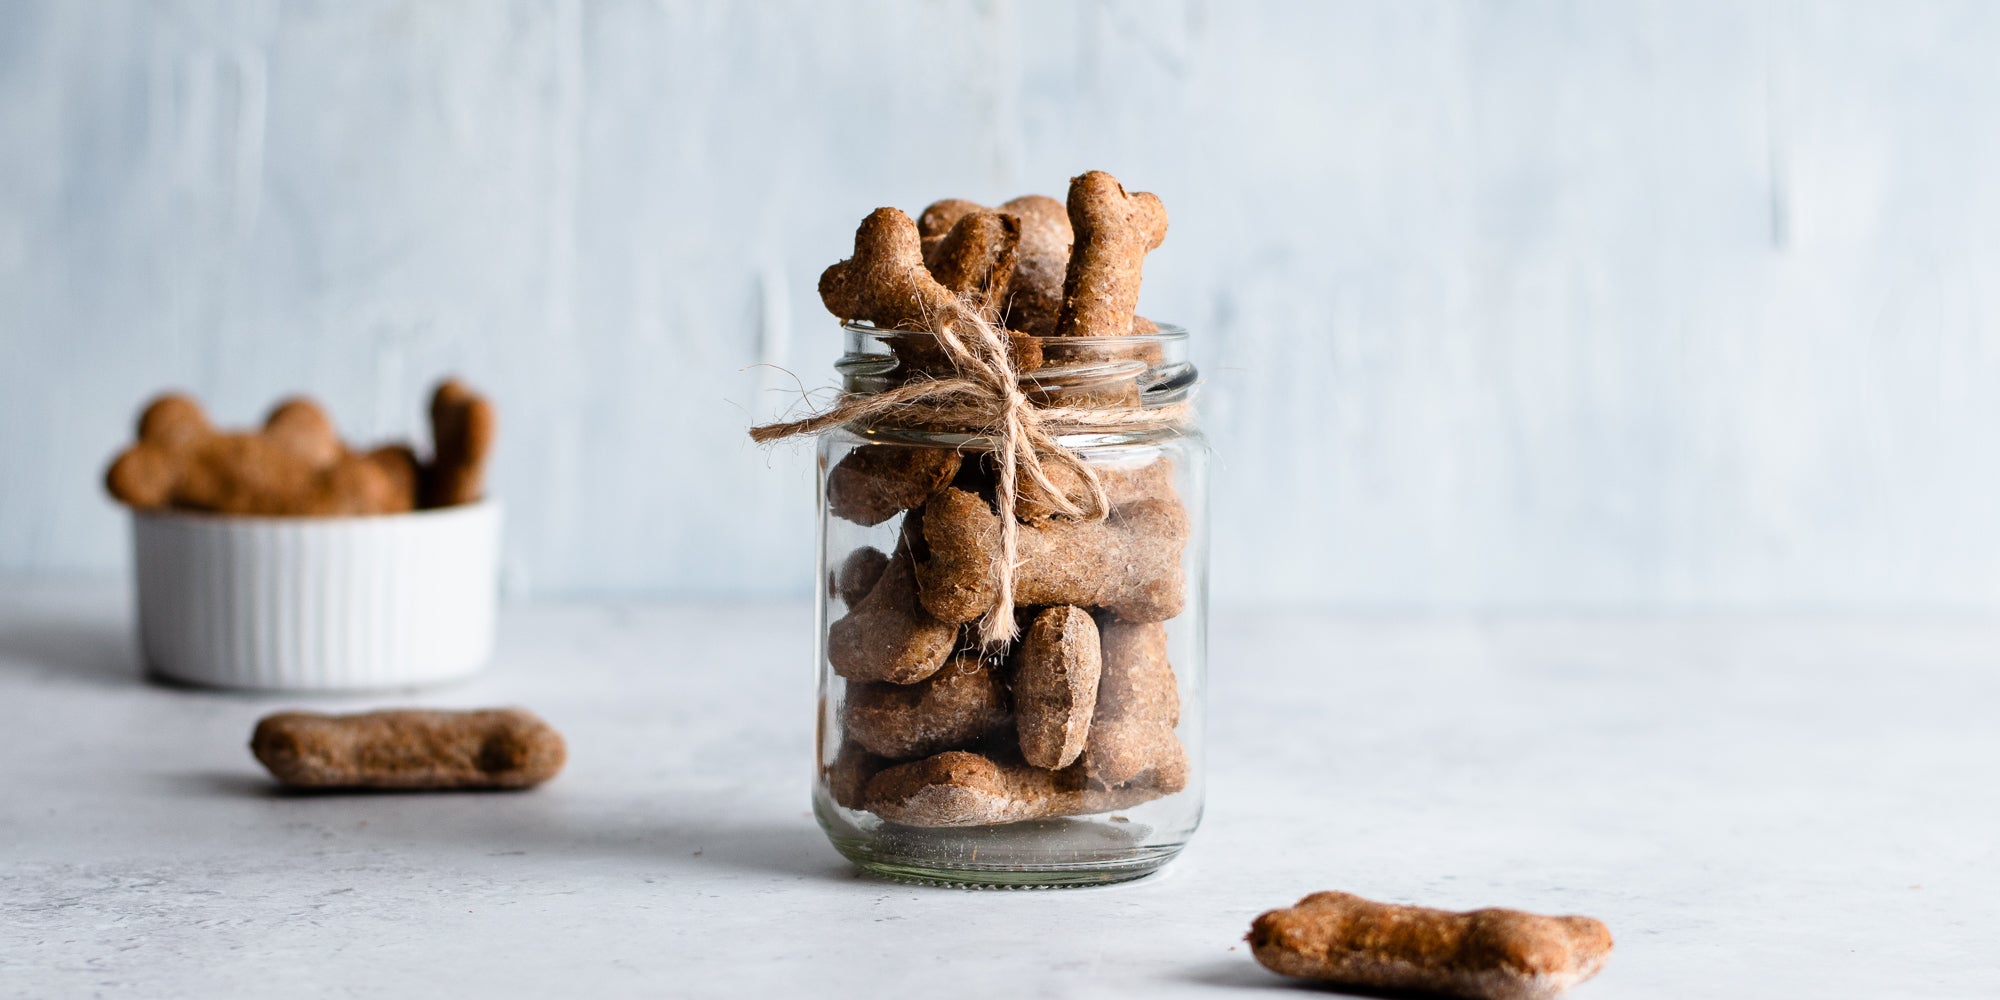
[1054,171,1169,340]
[107,395,416,516]
[844,653,1012,760]
[827,537,958,685]
[833,545,890,609]
[1249,892,1614,1000]
[251,708,565,790]
[820,207,960,332]
[922,210,1020,324]
[420,379,496,508]
[916,487,1188,625]
[1011,606,1101,770]
[826,445,961,527]
[861,749,1178,828]
[1079,618,1186,790]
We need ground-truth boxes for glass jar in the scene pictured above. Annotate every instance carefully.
[812,322,1208,887]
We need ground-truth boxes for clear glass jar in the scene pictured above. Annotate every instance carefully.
[812,322,1208,887]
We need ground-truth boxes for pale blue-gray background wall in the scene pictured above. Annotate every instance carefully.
[5,1,2000,609]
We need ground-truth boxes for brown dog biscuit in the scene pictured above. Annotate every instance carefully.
[1079,714,1186,792]
[292,449,417,516]
[1079,618,1184,790]
[262,398,346,469]
[1093,619,1179,726]
[995,194,1072,336]
[820,207,962,332]
[922,210,1021,324]
[826,445,961,527]
[358,444,420,513]
[916,487,1189,625]
[1248,892,1614,1000]
[250,708,566,790]
[917,210,1042,376]
[827,538,958,685]
[421,379,496,508]
[1011,606,1101,770]
[861,748,1175,828]
[108,386,485,516]
[834,545,891,608]
[106,394,238,509]
[844,653,1012,760]
[829,203,1053,381]
[182,437,313,513]
[1054,171,1168,340]
[136,393,213,450]
[112,427,329,515]
[823,207,1029,380]
[915,194,1074,337]
[105,446,179,509]
[863,750,1032,827]
[826,740,889,810]
[1015,455,1177,522]
[917,198,986,243]
[1034,171,1167,407]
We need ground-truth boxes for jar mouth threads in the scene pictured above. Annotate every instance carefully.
[844,320,1190,346]
[837,322,1199,407]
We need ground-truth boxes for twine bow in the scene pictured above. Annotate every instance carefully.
[751,299,1187,645]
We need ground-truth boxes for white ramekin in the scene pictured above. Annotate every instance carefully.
[130,500,502,691]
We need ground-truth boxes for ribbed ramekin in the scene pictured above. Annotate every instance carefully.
[130,501,502,691]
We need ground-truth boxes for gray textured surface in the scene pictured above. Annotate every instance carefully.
[3,582,1996,997]
[6,2,2000,608]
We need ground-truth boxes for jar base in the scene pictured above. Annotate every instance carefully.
[821,808,1185,888]
[841,849,1178,889]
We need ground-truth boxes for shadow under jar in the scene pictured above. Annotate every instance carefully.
[813,322,1208,887]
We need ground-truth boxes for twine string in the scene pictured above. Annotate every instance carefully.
[751,299,1188,644]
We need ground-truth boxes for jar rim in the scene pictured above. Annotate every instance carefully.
[835,319,1200,424]
[840,320,1189,347]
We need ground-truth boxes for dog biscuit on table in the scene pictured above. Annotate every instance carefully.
[251,708,565,791]
[1249,892,1613,1000]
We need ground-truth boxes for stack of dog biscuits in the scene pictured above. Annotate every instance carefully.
[106,379,496,516]
[818,171,1190,828]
